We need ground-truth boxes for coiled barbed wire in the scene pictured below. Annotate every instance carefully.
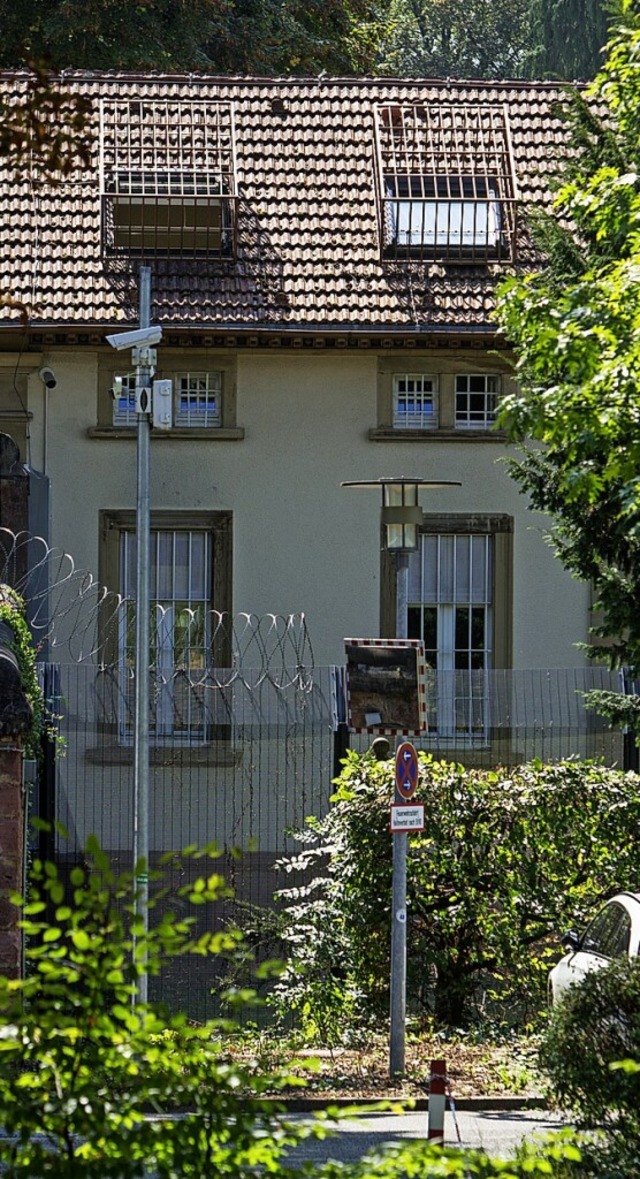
[0,528,314,686]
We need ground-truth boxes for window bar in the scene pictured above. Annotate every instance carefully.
[502,104,518,259]
[480,119,493,261]
[464,536,471,732]
[452,108,464,177]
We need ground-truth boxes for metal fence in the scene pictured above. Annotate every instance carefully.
[38,661,626,1019]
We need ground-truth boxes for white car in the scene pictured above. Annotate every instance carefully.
[548,892,640,1005]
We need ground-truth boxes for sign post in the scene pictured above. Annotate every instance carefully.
[389,740,419,1077]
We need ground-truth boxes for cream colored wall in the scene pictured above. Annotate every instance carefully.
[31,346,589,670]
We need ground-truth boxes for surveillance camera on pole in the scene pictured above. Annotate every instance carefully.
[114,270,161,1006]
[106,324,165,418]
[105,326,163,352]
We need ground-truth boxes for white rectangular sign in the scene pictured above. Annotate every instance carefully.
[390,803,425,832]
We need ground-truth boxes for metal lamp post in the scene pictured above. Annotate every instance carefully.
[341,476,461,1076]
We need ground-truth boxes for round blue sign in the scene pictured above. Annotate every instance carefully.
[395,741,419,800]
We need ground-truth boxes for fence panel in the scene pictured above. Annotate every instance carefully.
[42,662,626,1018]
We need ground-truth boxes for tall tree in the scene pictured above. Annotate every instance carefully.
[375,0,534,78]
[205,0,380,74]
[0,0,229,72]
[494,0,640,676]
[0,0,380,75]
[528,0,613,80]
[374,0,615,81]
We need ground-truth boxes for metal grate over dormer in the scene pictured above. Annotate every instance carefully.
[374,104,519,264]
[100,99,237,257]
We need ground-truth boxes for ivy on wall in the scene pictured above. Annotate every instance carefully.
[0,585,43,759]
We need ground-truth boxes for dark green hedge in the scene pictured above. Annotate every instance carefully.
[273,754,640,1030]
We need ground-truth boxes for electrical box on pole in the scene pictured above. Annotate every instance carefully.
[152,379,173,430]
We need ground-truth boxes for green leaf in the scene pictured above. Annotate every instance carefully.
[71,929,91,950]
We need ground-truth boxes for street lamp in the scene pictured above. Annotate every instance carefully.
[341,475,461,1079]
[341,478,462,637]
[341,477,461,553]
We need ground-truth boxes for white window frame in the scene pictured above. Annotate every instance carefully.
[393,374,438,429]
[455,374,499,430]
[112,372,137,427]
[175,371,222,428]
[389,176,501,249]
[407,533,493,740]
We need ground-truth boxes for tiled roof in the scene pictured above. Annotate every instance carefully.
[0,73,572,334]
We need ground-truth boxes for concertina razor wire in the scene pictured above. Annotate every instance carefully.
[0,528,315,690]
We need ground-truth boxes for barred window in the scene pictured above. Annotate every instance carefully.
[386,175,501,251]
[100,100,237,258]
[175,372,221,427]
[374,104,518,264]
[408,532,493,738]
[100,510,233,745]
[111,371,223,429]
[393,374,437,429]
[112,373,137,427]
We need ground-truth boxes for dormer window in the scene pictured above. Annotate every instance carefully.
[375,104,518,263]
[107,172,232,255]
[100,100,237,257]
[386,175,501,251]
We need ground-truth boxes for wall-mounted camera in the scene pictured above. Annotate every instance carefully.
[39,367,57,389]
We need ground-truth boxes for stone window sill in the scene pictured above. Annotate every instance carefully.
[88,427,244,441]
[369,428,507,442]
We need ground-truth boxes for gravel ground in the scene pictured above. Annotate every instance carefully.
[227,1033,545,1103]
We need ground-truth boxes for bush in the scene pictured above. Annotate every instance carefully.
[541,958,640,1128]
[0,837,316,1177]
[271,753,640,1032]
[0,834,594,1178]
[540,958,640,1175]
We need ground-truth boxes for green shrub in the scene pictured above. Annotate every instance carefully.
[0,586,45,759]
[541,958,640,1128]
[540,959,640,1175]
[0,834,593,1178]
[0,837,317,1177]
[272,753,640,1032]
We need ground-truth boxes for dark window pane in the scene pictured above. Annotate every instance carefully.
[455,606,469,650]
[582,903,625,957]
[408,606,421,640]
[471,607,486,650]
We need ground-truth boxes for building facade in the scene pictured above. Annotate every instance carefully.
[0,73,604,787]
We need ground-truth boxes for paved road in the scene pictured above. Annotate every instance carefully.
[283,1108,570,1165]
[0,1108,571,1173]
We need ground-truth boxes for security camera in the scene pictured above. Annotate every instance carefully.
[39,367,57,389]
[105,326,163,352]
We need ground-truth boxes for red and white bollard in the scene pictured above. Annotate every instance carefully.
[427,1058,446,1143]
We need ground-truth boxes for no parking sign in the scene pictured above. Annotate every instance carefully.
[395,741,418,800]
